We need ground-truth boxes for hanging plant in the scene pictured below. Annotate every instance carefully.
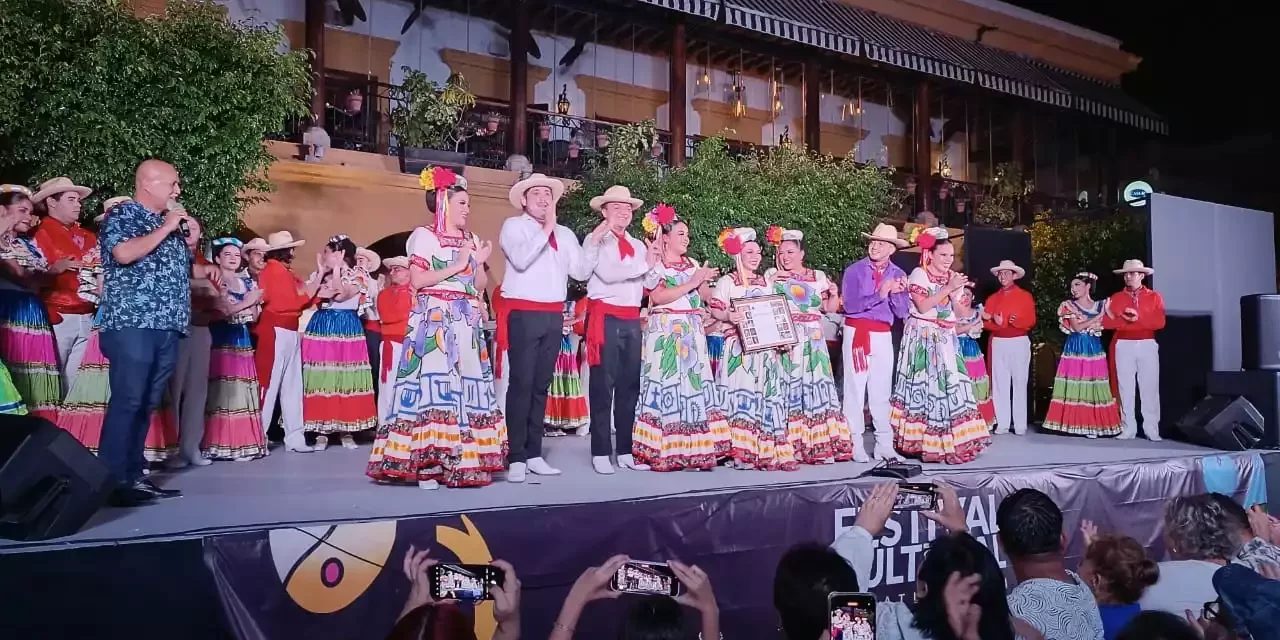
[388,68,477,151]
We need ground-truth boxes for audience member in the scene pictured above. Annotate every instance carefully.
[1078,522,1159,639]
[997,488,1105,640]
[1113,611,1202,640]
[1212,562,1280,640]
[774,543,860,640]
[550,555,718,640]
[619,595,684,640]
[1140,495,1237,616]
[1205,493,1280,570]
[389,545,520,640]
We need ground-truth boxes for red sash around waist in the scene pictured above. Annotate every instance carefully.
[844,318,891,374]
[256,311,301,333]
[495,298,563,377]
[586,299,641,366]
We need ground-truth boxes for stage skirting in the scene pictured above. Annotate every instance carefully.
[205,451,1269,640]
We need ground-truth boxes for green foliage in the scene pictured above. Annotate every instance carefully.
[974,162,1032,228]
[561,124,899,277]
[1029,210,1146,348]
[0,0,310,235]
[388,68,477,151]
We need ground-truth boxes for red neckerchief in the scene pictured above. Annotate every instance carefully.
[870,260,888,289]
[548,229,558,251]
[614,230,634,260]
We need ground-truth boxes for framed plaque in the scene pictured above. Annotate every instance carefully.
[731,294,799,353]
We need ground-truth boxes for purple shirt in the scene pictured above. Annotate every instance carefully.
[842,257,910,323]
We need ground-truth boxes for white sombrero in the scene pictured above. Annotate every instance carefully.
[861,222,909,248]
[990,260,1025,280]
[382,256,410,270]
[1113,259,1154,275]
[357,247,381,266]
[508,173,565,210]
[266,230,305,250]
[95,196,131,223]
[32,177,92,203]
[242,237,270,254]
[589,185,643,212]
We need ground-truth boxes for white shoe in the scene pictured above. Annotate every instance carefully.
[186,453,213,467]
[1144,432,1163,442]
[575,426,589,437]
[166,457,189,470]
[418,479,441,490]
[852,449,871,463]
[341,435,358,450]
[234,456,255,462]
[592,456,615,475]
[617,454,649,471]
[992,426,1010,435]
[286,439,316,453]
[1012,428,1027,436]
[1086,434,1098,439]
[314,436,329,451]
[873,442,904,461]
[1116,431,1136,440]
[508,462,527,483]
[526,457,561,476]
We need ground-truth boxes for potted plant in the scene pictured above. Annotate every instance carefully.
[486,112,501,133]
[538,119,551,141]
[388,67,477,174]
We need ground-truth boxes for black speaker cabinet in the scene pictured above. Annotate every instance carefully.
[1158,314,1214,437]
[0,415,109,540]
[1208,370,1280,449]
[1171,395,1264,451]
[1241,294,1280,371]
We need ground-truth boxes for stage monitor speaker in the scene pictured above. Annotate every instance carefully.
[1241,294,1280,371]
[1209,370,1280,449]
[961,226,1033,301]
[1171,395,1264,451]
[1158,314,1213,437]
[0,415,109,541]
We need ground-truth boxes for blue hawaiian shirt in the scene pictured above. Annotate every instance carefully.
[98,201,191,334]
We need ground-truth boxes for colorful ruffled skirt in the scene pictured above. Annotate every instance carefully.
[633,312,731,471]
[0,360,28,415]
[1043,332,1123,437]
[367,292,508,487]
[705,334,725,378]
[780,318,855,464]
[0,289,61,420]
[889,318,990,464]
[302,308,378,434]
[202,322,268,459]
[957,336,996,425]
[57,328,178,462]
[720,332,796,471]
[544,333,588,435]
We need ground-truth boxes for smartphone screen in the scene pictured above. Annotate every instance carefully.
[893,482,938,511]
[610,560,681,597]
[429,563,503,602]
[829,592,877,640]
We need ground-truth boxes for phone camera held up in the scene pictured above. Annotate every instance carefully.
[610,561,682,597]
[829,592,877,640]
[427,563,505,602]
[893,482,938,512]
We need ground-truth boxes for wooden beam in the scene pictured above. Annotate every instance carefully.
[508,0,530,157]
[914,80,932,217]
[803,61,821,153]
[670,20,687,167]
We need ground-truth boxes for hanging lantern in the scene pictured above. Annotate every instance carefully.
[556,84,571,115]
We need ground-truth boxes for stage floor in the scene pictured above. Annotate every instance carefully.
[0,432,1231,553]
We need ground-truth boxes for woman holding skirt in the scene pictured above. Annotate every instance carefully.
[764,226,857,464]
[1043,272,1123,437]
[545,287,589,437]
[302,234,378,449]
[709,227,795,471]
[888,228,989,464]
[367,166,507,488]
[0,186,61,419]
[633,213,728,471]
[952,287,995,426]
[200,238,268,461]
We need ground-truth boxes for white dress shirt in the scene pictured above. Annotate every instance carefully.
[582,230,649,307]
[498,213,587,303]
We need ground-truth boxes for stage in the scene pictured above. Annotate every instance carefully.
[1,433,1277,640]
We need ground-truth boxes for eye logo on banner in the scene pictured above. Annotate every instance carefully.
[269,520,398,614]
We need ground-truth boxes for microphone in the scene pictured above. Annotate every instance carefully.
[166,199,191,238]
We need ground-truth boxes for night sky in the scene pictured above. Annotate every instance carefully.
[1006,0,1268,144]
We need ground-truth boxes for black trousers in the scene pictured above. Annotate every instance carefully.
[365,328,382,402]
[588,316,643,457]
[505,309,562,464]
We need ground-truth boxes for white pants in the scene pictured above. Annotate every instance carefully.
[53,313,94,395]
[990,336,1031,434]
[1115,339,1160,437]
[841,329,894,446]
[171,326,212,460]
[261,327,305,448]
[377,340,404,427]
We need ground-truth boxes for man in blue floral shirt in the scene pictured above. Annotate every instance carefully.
[98,159,201,507]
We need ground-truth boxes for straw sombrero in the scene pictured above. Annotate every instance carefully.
[508,173,565,210]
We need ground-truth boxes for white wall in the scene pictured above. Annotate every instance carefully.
[218,0,910,155]
[1149,193,1276,371]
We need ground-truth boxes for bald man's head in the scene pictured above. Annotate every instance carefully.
[133,159,181,211]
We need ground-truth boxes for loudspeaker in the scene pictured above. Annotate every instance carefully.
[1209,370,1280,449]
[0,415,109,541]
[961,226,1033,302]
[1171,395,1264,451]
[1158,314,1214,436]
[1241,294,1280,371]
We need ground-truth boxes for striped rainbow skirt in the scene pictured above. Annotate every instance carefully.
[0,360,28,415]
[545,333,588,434]
[202,322,267,460]
[957,335,996,426]
[302,308,377,434]
[57,328,178,462]
[1043,332,1123,437]
[0,289,61,420]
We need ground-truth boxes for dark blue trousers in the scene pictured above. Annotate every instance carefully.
[97,328,181,488]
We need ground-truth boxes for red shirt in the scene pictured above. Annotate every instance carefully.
[32,218,97,316]
[983,284,1036,338]
[1103,287,1166,339]
[377,284,412,342]
[255,260,312,332]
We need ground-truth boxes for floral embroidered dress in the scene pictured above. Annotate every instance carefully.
[955,304,996,425]
[888,268,989,464]
[1043,300,1123,437]
[711,272,795,470]
[765,267,855,464]
[0,235,61,419]
[366,227,508,487]
[633,257,730,471]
